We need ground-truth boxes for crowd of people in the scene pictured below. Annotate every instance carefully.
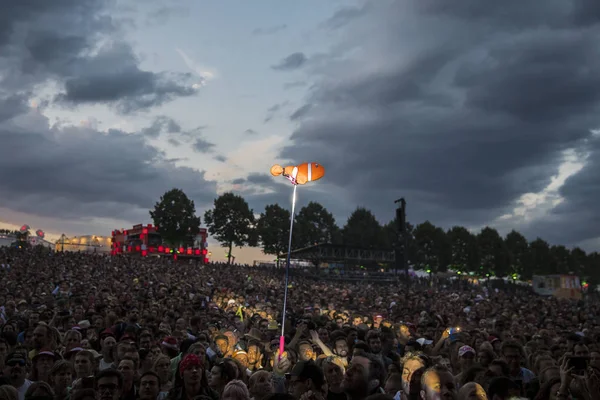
[0,246,599,400]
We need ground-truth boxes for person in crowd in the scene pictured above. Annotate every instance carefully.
[29,350,57,383]
[95,369,123,400]
[23,382,54,400]
[99,335,117,371]
[73,351,95,381]
[208,360,238,397]
[288,361,326,400]
[168,354,217,400]
[320,356,346,400]
[47,361,73,400]
[222,380,250,400]
[4,352,31,400]
[419,366,457,400]
[343,353,385,400]
[117,357,137,400]
[153,355,173,395]
[0,247,599,400]
[139,371,161,400]
[247,371,273,400]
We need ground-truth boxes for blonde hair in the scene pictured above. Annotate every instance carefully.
[222,380,250,400]
[248,370,272,392]
[152,355,172,384]
[64,329,82,345]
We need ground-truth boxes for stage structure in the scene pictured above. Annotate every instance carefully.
[290,243,395,264]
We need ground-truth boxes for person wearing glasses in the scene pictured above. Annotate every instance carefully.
[95,369,123,400]
[4,352,32,400]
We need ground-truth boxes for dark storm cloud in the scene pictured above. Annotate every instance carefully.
[246,173,275,186]
[232,178,246,185]
[166,119,182,133]
[214,155,227,162]
[277,0,600,244]
[0,0,197,116]
[264,101,290,123]
[241,174,286,198]
[142,116,182,138]
[271,52,308,71]
[0,95,29,123]
[284,81,307,90]
[323,5,369,29]
[54,43,197,114]
[524,134,600,248]
[267,104,284,113]
[192,137,216,153]
[289,105,311,121]
[252,24,287,35]
[0,112,217,222]
[0,0,215,229]
[0,0,109,48]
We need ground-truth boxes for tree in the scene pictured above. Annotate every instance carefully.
[204,192,256,265]
[529,238,552,276]
[477,227,510,277]
[447,226,479,273]
[569,247,588,277]
[382,219,417,269]
[293,202,340,249]
[381,220,398,250]
[12,229,30,249]
[342,207,384,248]
[149,188,201,247]
[583,252,600,287]
[257,204,291,267]
[505,230,531,279]
[550,245,570,275]
[413,221,451,274]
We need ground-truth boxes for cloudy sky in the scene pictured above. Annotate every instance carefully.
[1,0,600,263]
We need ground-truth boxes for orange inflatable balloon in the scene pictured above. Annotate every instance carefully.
[270,163,325,185]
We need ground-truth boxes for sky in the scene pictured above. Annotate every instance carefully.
[1,0,600,264]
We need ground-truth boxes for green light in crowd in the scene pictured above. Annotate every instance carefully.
[426,269,431,273]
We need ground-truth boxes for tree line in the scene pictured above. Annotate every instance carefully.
[148,189,600,284]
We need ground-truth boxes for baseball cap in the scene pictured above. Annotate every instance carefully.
[5,352,26,366]
[33,349,60,362]
[458,345,476,357]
